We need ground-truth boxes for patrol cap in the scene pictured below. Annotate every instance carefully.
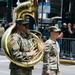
[15,18,28,26]
[49,26,61,32]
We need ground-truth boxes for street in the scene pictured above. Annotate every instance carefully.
[0,55,75,75]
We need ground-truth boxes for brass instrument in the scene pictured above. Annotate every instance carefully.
[1,0,44,67]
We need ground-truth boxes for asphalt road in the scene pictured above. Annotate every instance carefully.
[0,55,75,75]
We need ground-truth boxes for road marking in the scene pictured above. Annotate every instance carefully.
[0,60,9,63]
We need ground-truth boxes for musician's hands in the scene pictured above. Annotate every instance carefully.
[45,70,51,75]
[27,50,37,56]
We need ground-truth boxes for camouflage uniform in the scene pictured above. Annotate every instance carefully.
[42,38,61,75]
[9,31,34,75]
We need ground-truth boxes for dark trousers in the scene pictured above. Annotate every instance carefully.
[10,68,32,75]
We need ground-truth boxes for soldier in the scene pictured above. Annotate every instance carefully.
[9,18,36,75]
[42,26,61,75]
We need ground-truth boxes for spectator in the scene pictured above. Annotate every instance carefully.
[61,23,69,38]
[0,24,5,37]
[38,26,43,34]
[70,24,75,38]
[61,23,69,57]
[57,31,63,57]
[0,24,5,50]
[68,23,72,38]
[68,23,75,58]
[42,24,50,42]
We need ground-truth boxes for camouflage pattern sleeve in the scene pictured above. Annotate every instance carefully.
[43,40,52,71]
[10,34,29,61]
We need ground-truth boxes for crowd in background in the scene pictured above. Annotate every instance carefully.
[0,21,75,59]
[38,22,75,59]
[38,22,75,41]
[0,21,13,50]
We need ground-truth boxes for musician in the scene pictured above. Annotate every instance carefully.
[42,26,61,75]
[9,18,36,75]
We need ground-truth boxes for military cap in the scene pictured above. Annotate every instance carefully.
[49,26,61,32]
[15,18,28,26]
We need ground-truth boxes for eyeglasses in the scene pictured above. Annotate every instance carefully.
[22,24,28,26]
[55,31,61,34]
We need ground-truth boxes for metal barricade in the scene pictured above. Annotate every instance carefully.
[0,37,2,50]
[58,38,75,60]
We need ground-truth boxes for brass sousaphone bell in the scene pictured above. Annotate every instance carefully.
[1,0,44,67]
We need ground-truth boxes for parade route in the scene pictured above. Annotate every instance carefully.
[0,55,75,75]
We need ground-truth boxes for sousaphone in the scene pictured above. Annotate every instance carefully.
[1,0,44,67]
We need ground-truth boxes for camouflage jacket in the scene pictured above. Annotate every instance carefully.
[9,31,34,61]
[42,38,60,71]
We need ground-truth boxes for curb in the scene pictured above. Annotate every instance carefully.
[60,59,75,64]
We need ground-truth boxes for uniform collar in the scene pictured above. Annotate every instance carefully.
[49,37,56,44]
[17,31,29,38]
